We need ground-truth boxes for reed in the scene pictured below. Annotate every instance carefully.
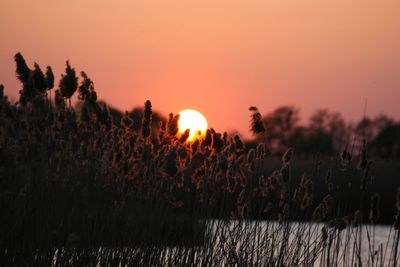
[0,53,399,266]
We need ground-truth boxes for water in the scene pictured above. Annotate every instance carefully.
[49,221,399,266]
[202,220,399,267]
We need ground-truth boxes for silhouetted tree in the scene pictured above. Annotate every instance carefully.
[263,106,299,152]
[370,124,400,159]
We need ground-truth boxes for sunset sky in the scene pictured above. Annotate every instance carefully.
[1,0,399,138]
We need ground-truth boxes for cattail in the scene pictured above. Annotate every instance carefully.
[202,129,212,148]
[256,143,265,160]
[59,60,78,100]
[396,187,400,211]
[191,139,199,155]
[249,106,265,135]
[369,194,380,224]
[222,131,228,145]
[33,63,47,94]
[233,135,244,151]
[212,132,223,151]
[45,66,54,90]
[142,100,152,139]
[168,113,180,136]
[282,147,293,164]
[179,129,190,143]
[14,52,31,85]
[121,111,133,129]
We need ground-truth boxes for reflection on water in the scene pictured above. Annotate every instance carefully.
[50,221,399,266]
[202,220,398,267]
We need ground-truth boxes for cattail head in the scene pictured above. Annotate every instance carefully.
[256,143,266,160]
[202,129,212,148]
[121,111,133,129]
[396,187,400,211]
[282,147,294,164]
[143,100,152,121]
[179,129,190,143]
[45,66,54,90]
[191,139,199,155]
[212,132,223,151]
[142,100,152,138]
[168,113,180,136]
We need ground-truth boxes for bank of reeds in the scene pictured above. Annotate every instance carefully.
[0,54,399,266]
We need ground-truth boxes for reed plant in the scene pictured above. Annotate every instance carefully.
[0,53,399,266]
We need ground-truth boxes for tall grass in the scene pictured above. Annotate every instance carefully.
[0,54,399,266]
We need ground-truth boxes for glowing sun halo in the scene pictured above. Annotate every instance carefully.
[178,109,208,141]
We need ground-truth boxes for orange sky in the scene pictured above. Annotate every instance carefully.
[1,0,399,138]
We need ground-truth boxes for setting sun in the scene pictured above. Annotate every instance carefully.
[178,109,208,142]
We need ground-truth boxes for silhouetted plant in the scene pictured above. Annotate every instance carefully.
[33,63,47,94]
[59,60,78,106]
[1,53,399,267]
[249,106,265,136]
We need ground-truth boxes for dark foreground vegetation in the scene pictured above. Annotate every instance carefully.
[0,54,399,266]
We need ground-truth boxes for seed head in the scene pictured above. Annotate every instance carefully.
[45,66,54,90]
[282,147,294,164]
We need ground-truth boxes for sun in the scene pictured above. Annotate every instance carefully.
[178,109,208,142]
